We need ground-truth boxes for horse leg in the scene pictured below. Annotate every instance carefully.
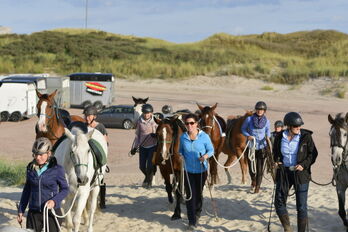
[240,154,249,185]
[160,166,174,203]
[171,185,182,220]
[337,186,348,226]
[73,187,89,232]
[223,154,237,185]
[87,186,100,232]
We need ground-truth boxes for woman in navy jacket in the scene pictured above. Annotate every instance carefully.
[17,137,69,232]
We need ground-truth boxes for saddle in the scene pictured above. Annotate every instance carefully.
[215,114,227,135]
[88,138,107,170]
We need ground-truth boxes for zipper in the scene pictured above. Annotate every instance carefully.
[39,175,42,212]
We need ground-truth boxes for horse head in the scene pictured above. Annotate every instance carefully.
[197,103,218,136]
[64,124,93,186]
[132,96,149,120]
[328,112,348,168]
[36,89,58,133]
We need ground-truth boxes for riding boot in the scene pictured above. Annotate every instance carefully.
[297,217,307,232]
[99,183,106,209]
[279,214,293,232]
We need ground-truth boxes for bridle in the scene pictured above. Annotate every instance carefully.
[199,112,215,136]
[330,123,348,168]
[37,99,61,140]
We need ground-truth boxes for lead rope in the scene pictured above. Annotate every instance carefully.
[248,137,257,174]
[42,186,80,232]
[204,159,219,221]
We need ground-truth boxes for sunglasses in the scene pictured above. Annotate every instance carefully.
[185,121,196,125]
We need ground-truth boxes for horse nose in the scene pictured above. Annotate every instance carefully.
[77,177,89,186]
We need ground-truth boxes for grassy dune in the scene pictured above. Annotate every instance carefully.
[0,29,347,84]
[0,160,26,186]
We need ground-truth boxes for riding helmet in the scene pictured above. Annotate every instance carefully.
[84,106,98,116]
[32,137,52,155]
[274,120,284,128]
[162,105,172,114]
[283,112,304,127]
[255,101,267,111]
[141,104,153,113]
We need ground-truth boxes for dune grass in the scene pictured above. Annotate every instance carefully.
[0,29,348,84]
[0,160,26,186]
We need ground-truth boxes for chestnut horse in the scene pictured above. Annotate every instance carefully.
[153,115,186,220]
[197,103,225,185]
[36,90,85,145]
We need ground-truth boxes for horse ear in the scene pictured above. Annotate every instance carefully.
[49,89,58,99]
[328,114,334,124]
[64,128,75,141]
[197,103,204,111]
[132,96,137,102]
[144,97,149,103]
[36,89,42,98]
[154,116,161,124]
[211,103,218,111]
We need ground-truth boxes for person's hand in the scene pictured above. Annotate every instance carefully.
[199,154,209,162]
[150,133,157,138]
[295,164,304,171]
[247,136,254,141]
[273,162,282,169]
[130,148,137,155]
[46,200,55,209]
[17,213,23,226]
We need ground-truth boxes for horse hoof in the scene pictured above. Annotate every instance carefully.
[171,214,181,220]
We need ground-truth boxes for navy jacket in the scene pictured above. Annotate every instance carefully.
[19,157,69,213]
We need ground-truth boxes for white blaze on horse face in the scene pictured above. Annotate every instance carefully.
[330,127,345,167]
[161,127,169,160]
[37,101,48,132]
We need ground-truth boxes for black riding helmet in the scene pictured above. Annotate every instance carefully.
[274,120,284,128]
[255,101,267,111]
[283,112,304,127]
[142,104,153,113]
[162,105,172,114]
[84,106,98,116]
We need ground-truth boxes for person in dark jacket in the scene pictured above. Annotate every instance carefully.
[270,120,284,145]
[17,137,69,232]
[83,105,108,208]
[273,112,318,232]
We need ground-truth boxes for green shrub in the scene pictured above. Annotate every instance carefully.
[0,160,26,186]
[261,85,274,91]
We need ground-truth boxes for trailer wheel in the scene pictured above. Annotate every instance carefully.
[93,101,103,110]
[0,111,10,121]
[9,111,22,122]
[122,119,134,130]
[82,101,92,109]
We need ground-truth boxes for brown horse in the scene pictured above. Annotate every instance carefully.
[197,103,226,185]
[221,111,253,185]
[153,115,186,220]
[36,90,85,145]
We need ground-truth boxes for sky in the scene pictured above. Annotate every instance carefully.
[1,0,348,43]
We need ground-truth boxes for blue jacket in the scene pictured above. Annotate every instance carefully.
[179,130,214,173]
[241,115,271,150]
[19,157,69,213]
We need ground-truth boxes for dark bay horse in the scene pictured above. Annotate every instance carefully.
[197,103,226,185]
[153,115,186,220]
[328,112,348,227]
[36,90,85,145]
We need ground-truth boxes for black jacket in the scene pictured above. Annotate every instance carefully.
[273,129,318,184]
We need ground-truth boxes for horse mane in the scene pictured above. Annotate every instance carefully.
[68,121,88,134]
[333,113,348,129]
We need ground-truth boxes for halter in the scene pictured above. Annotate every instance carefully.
[330,124,348,168]
[199,113,215,136]
[70,150,89,168]
[38,99,62,140]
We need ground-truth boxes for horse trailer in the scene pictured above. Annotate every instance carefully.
[0,80,37,121]
[2,76,47,93]
[46,76,70,108]
[69,73,115,110]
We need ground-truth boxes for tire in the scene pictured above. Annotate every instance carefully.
[82,101,92,109]
[122,119,134,130]
[93,101,103,110]
[0,111,10,121]
[9,111,22,122]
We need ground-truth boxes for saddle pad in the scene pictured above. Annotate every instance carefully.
[88,139,107,169]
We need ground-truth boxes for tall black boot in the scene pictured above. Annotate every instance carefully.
[99,183,106,209]
[278,214,293,232]
[297,217,307,232]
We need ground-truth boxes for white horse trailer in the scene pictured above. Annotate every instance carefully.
[0,80,37,121]
[69,73,114,110]
[2,76,47,93]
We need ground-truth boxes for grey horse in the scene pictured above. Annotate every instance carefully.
[328,112,348,227]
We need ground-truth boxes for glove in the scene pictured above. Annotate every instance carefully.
[130,148,137,155]
[150,133,157,138]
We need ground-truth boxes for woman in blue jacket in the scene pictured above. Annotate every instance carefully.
[17,137,69,232]
[179,113,214,230]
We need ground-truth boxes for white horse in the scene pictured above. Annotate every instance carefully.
[54,124,108,232]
